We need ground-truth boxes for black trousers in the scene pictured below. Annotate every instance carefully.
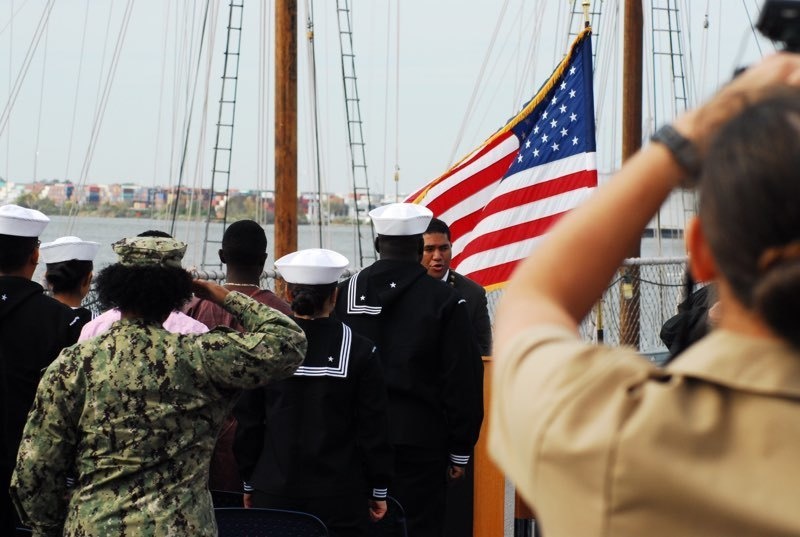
[392,446,449,537]
[251,489,368,537]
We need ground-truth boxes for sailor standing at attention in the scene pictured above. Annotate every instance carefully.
[334,203,483,537]
[0,205,83,536]
[40,236,101,327]
[236,248,392,536]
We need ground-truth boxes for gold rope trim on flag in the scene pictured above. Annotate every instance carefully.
[409,26,593,205]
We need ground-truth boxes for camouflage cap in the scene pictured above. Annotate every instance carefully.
[112,236,187,269]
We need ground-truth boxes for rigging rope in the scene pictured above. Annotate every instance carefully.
[150,0,173,220]
[63,0,91,193]
[33,23,47,183]
[169,0,213,236]
[0,0,55,139]
[446,0,510,168]
[0,0,32,38]
[71,0,135,233]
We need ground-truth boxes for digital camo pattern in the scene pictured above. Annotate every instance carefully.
[11,291,306,537]
[111,236,188,268]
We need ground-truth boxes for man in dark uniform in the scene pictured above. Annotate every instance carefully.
[0,204,82,535]
[422,217,492,537]
[335,203,483,537]
[422,217,492,356]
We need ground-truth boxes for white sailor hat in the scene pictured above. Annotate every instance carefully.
[369,203,433,236]
[0,204,49,237]
[40,236,100,264]
[275,248,349,285]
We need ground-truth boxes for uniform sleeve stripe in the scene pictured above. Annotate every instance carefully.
[372,488,388,499]
[450,454,470,465]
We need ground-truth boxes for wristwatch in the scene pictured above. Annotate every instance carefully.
[650,124,701,182]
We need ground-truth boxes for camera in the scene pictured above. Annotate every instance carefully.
[757,0,800,52]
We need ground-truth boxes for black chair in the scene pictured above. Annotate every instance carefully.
[368,496,408,537]
[210,489,245,508]
[214,507,329,537]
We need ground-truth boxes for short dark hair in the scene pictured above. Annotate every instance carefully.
[137,230,172,238]
[287,282,337,316]
[375,234,424,258]
[0,234,38,273]
[700,86,800,347]
[222,220,267,266]
[94,264,193,323]
[424,218,451,241]
[45,260,93,294]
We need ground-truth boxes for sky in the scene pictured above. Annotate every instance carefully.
[0,0,774,199]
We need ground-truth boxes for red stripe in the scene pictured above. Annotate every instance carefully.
[409,133,513,204]
[426,154,514,217]
[447,168,596,248]
[451,211,567,268]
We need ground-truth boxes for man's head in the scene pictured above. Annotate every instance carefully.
[0,204,49,277]
[369,203,433,261]
[220,220,268,269]
[422,218,452,280]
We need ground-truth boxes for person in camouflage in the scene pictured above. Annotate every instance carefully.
[10,236,307,537]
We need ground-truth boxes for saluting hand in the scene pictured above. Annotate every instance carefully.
[368,499,387,522]
[192,279,230,304]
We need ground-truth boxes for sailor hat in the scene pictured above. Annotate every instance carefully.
[112,236,187,268]
[369,203,433,236]
[40,236,100,264]
[275,248,349,285]
[0,204,49,237]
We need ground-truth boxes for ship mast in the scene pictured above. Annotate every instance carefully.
[274,0,298,265]
[620,0,643,348]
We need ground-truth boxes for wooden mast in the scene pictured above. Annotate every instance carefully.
[274,0,298,264]
[620,0,643,347]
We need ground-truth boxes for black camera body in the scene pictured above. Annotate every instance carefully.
[757,0,800,51]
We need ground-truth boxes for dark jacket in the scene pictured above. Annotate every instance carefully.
[235,316,392,499]
[0,276,82,533]
[447,271,492,356]
[335,260,483,463]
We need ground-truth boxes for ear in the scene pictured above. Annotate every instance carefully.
[218,249,226,264]
[374,237,381,253]
[686,217,717,283]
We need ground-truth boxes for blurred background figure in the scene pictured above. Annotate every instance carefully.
[491,57,800,536]
[236,248,392,537]
[40,236,100,327]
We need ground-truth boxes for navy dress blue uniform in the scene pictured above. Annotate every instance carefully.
[335,259,483,537]
[0,276,82,534]
[235,316,392,537]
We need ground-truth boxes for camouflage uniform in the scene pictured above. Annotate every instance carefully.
[10,291,307,537]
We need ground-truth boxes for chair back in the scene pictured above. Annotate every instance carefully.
[368,496,408,537]
[214,507,329,537]
[210,489,245,508]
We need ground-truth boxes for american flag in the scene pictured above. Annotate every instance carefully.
[407,27,597,290]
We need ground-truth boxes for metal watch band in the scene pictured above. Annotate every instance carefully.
[650,124,701,180]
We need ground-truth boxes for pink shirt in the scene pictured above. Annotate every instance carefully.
[78,309,209,342]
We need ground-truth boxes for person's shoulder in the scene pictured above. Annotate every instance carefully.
[452,271,486,296]
[165,310,210,334]
[253,289,292,315]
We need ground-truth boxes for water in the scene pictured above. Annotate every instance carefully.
[35,215,365,280]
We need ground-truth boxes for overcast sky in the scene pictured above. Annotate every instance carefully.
[0,0,773,198]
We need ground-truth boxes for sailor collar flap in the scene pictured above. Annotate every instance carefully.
[0,276,44,319]
[667,330,800,398]
[345,260,427,315]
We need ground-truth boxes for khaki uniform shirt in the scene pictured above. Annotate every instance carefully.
[11,292,307,537]
[490,326,800,537]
